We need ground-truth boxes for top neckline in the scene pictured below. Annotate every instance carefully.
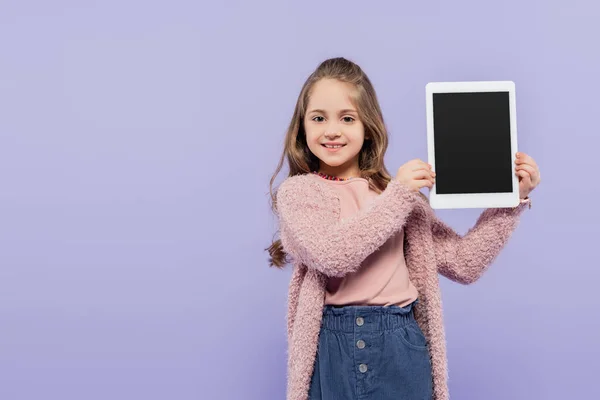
[309,173,369,185]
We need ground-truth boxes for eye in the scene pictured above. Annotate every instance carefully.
[312,116,325,122]
[342,116,355,123]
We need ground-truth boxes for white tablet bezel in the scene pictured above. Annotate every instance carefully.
[425,81,520,209]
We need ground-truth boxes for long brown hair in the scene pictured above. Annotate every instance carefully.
[267,57,396,268]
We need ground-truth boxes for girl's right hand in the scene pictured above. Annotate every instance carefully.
[395,159,436,191]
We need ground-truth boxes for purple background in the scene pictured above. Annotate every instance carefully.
[1,1,599,399]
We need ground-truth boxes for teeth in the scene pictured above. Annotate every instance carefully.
[325,145,343,148]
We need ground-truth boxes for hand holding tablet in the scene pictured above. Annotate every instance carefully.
[425,81,540,209]
[515,151,541,201]
[395,159,436,192]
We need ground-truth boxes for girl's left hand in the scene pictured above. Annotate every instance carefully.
[515,152,541,199]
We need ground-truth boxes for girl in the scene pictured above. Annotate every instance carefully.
[267,58,540,400]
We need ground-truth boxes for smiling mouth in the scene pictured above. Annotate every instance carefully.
[322,144,346,149]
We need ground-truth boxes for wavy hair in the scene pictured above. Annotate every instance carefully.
[267,57,408,268]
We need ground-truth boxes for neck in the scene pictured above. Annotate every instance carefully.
[318,162,361,180]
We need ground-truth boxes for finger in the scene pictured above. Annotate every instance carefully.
[412,170,435,182]
[415,178,436,189]
[516,169,532,186]
[411,164,432,172]
[516,153,538,168]
[409,159,432,170]
[515,164,536,177]
[516,164,540,184]
[416,179,434,189]
[515,159,538,169]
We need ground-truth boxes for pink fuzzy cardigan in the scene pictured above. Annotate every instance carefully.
[276,174,528,400]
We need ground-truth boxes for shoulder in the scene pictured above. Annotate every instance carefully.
[276,174,339,211]
[278,173,316,190]
[278,174,331,198]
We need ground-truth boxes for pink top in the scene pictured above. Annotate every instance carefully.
[314,175,418,307]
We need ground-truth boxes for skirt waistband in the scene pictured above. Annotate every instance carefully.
[321,300,418,333]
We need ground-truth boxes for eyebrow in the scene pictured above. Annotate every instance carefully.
[307,108,358,115]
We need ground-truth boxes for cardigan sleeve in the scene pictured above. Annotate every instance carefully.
[277,176,420,277]
[432,203,529,284]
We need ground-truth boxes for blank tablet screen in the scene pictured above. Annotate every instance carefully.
[433,92,513,194]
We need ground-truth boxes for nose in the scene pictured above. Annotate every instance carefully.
[324,129,341,139]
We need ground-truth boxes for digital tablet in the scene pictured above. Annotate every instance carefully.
[425,81,520,209]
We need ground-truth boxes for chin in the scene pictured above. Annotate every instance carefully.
[316,153,347,166]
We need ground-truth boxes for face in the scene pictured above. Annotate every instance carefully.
[304,79,365,178]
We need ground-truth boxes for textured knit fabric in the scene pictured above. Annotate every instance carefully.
[309,302,433,399]
[276,173,528,400]
[319,176,418,307]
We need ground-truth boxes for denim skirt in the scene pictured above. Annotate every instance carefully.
[309,300,433,400]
